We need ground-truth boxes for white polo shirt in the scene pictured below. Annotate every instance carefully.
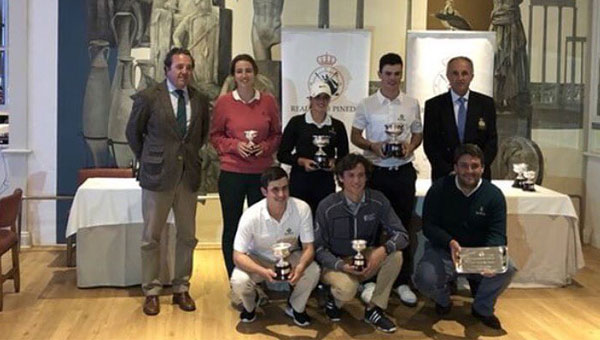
[233,197,314,263]
[353,90,422,167]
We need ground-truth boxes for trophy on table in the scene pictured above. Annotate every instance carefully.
[512,163,528,188]
[244,130,258,156]
[383,123,405,158]
[351,239,367,271]
[522,170,537,192]
[272,242,292,281]
[455,246,509,274]
[312,135,331,169]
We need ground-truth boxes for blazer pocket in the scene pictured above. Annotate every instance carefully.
[147,144,164,157]
[141,155,164,176]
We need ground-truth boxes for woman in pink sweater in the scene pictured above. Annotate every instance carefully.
[210,54,282,277]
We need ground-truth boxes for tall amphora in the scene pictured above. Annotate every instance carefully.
[82,39,111,167]
[108,56,135,168]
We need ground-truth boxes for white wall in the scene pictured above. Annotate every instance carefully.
[4,0,58,246]
[26,0,58,245]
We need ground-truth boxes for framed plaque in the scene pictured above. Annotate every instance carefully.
[455,246,508,274]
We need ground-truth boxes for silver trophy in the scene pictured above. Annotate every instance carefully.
[512,163,528,188]
[272,242,292,281]
[522,170,537,192]
[455,246,508,274]
[312,135,331,169]
[351,239,367,271]
[244,129,258,155]
[383,123,405,158]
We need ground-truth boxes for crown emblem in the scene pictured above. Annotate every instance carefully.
[316,53,337,66]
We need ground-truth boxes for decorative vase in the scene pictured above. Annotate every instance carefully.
[111,11,138,58]
[108,56,135,168]
[82,39,111,167]
[135,59,157,92]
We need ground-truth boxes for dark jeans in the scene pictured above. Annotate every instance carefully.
[289,168,336,215]
[218,170,263,278]
[369,162,417,287]
[413,241,516,316]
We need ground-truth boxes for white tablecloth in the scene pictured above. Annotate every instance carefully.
[415,179,585,287]
[67,178,585,288]
[66,178,174,237]
[66,178,175,287]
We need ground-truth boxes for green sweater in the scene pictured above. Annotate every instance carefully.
[422,175,507,249]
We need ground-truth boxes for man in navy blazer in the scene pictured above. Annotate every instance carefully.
[126,47,210,316]
[424,56,497,180]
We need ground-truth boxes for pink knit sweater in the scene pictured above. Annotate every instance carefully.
[210,92,282,174]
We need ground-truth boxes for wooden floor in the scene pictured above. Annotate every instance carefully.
[1,247,600,340]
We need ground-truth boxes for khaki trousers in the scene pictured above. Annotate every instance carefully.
[230,251,321,312]
[321,249,403,310]
[141,180,198,296]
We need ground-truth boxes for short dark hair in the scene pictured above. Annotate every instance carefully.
[334,153,373,188]
[230,54,259,76]
[446,56,474,73]
[379,53,403,72]
[260,166,288,188]
[163,47,195,73]
[453,143,484,164]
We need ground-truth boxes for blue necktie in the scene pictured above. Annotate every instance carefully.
[175,89,186,137]
[457,97,466,143]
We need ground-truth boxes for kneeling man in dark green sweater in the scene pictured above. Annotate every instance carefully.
[414,144,516,330]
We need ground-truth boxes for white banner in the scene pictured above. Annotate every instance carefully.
[281,28,371,153]
[405,30,496,178]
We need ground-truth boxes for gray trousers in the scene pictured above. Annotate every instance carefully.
[141,181,198,296]
[230,252,321,313]
[413,241,516,316]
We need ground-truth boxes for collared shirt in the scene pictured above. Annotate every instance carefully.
[305,111,332,129]
[343,192,366,215]
[455,175,482,197]
[166,79,191,127]
[450,89,470,126]
[232,89,261,104]
[233,197,314,263]
[353,89,423,167]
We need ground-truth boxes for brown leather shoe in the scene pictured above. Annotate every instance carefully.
[143,295,160,316]
[173,292,196,311]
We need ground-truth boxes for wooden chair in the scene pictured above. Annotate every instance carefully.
[66,168,134,267]
[0,188,23,311]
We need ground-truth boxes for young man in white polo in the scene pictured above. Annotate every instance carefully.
[230,166,320,326]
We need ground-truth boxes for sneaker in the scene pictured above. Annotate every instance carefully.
[360,282,376,304]
[240,307,256,323]
[472,308,502,330]
[396,284,417,307]
[325,295,341,322]
[364,306,397,333]
[435,301,452,316]
[285,303,311,327]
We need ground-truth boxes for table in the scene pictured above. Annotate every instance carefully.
[68,178,585,288]
[415,179,585,288]
[66,178,175,287]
